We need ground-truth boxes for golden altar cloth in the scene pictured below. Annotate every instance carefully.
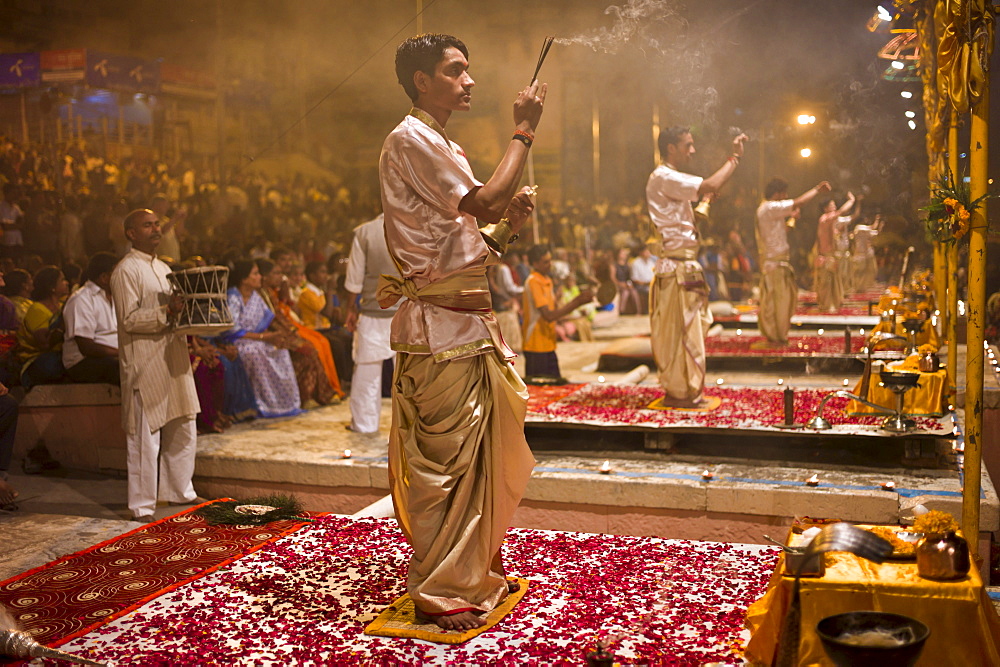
[745,529,1000,665]
[847,368,947,417]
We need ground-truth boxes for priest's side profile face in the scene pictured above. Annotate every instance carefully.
[414,46,475,115]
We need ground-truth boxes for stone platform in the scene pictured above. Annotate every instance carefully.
[3,314,999,580]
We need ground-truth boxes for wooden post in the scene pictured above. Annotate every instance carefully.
[963,82,988,546]
[592,95,600,203]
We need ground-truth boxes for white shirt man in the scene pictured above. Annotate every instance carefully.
[111,209,200,522]
[343,214,399,434]
[63,265,120,385]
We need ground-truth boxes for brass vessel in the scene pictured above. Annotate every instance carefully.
[915,531,970,581]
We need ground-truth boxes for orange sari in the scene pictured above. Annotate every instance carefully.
[264,288,344,397]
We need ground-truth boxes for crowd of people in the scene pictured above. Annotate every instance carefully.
[0,120,930,516]
[2,29,998,642]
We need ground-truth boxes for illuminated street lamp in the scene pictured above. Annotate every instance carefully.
[800,148,812,158]
[797,114,816,125]
[900,90,913,99]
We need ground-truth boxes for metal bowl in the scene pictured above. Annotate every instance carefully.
[879,370,921,387]
[817,611,929,667]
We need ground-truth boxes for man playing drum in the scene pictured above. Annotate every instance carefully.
[111,209,201,522]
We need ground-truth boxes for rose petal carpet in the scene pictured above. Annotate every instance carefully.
[15,515,780,665]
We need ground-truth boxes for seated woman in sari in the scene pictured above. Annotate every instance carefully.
[17,266,69,389]
[297,260,353,383]
[188,335,258,432]
[188,335,229,433]
[226,260,302,418]
[217,340,258,422]
[258,259,342,402]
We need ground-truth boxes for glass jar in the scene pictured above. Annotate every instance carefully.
[915,531,970,580]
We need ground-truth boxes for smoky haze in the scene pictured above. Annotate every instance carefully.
[2,0,920,205]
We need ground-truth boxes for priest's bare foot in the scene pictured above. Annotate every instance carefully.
[507,580,520,594]
[659,395,707,409]
[0,479,18,509]
[414,608,486,631]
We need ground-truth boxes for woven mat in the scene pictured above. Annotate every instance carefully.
[646,395,722,412]
[364,578,529,644]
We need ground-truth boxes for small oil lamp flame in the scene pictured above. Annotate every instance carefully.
[342,449,352,459]
[881,481,896,490]
[805,474,819,486]
[599,460,612,474]
[701,470,714,481]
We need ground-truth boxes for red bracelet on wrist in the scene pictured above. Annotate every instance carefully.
[513,129,535,147]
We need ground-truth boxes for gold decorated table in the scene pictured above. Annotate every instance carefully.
[847,367,947,417]
[745,529,1000,666]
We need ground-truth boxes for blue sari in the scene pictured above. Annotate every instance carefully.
[226,288,303,418]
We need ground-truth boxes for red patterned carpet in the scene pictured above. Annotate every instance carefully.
[0,504,314,647]
[44,516,780,665]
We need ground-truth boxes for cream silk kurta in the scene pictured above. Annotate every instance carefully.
[755,199,798,344]
[380,113,507,362]
[379,110,535,617]
[646,164,712,401]
[111,249,199,434]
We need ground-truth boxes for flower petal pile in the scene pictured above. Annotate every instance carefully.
[60,517,780,665]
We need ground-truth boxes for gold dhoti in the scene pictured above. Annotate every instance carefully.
[388,351,535,616]
[853,253,878,293]
[814,254,843,312]
[650,259,712,402]
[494,309,522,353]
[758,263,797,344]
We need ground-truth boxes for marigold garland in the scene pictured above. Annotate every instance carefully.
[923,168,995,242]
[913,509,959,536]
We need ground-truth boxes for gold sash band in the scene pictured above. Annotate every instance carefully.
[377,267,493,312]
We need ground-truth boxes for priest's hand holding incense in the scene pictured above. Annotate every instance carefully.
[513,80,547,133]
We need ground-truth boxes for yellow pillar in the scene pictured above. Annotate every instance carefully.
[946,123,959,396]
[962,83,987,546]
[933,244,944,325]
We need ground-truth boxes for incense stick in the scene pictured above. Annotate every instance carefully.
[531,36,554,85]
